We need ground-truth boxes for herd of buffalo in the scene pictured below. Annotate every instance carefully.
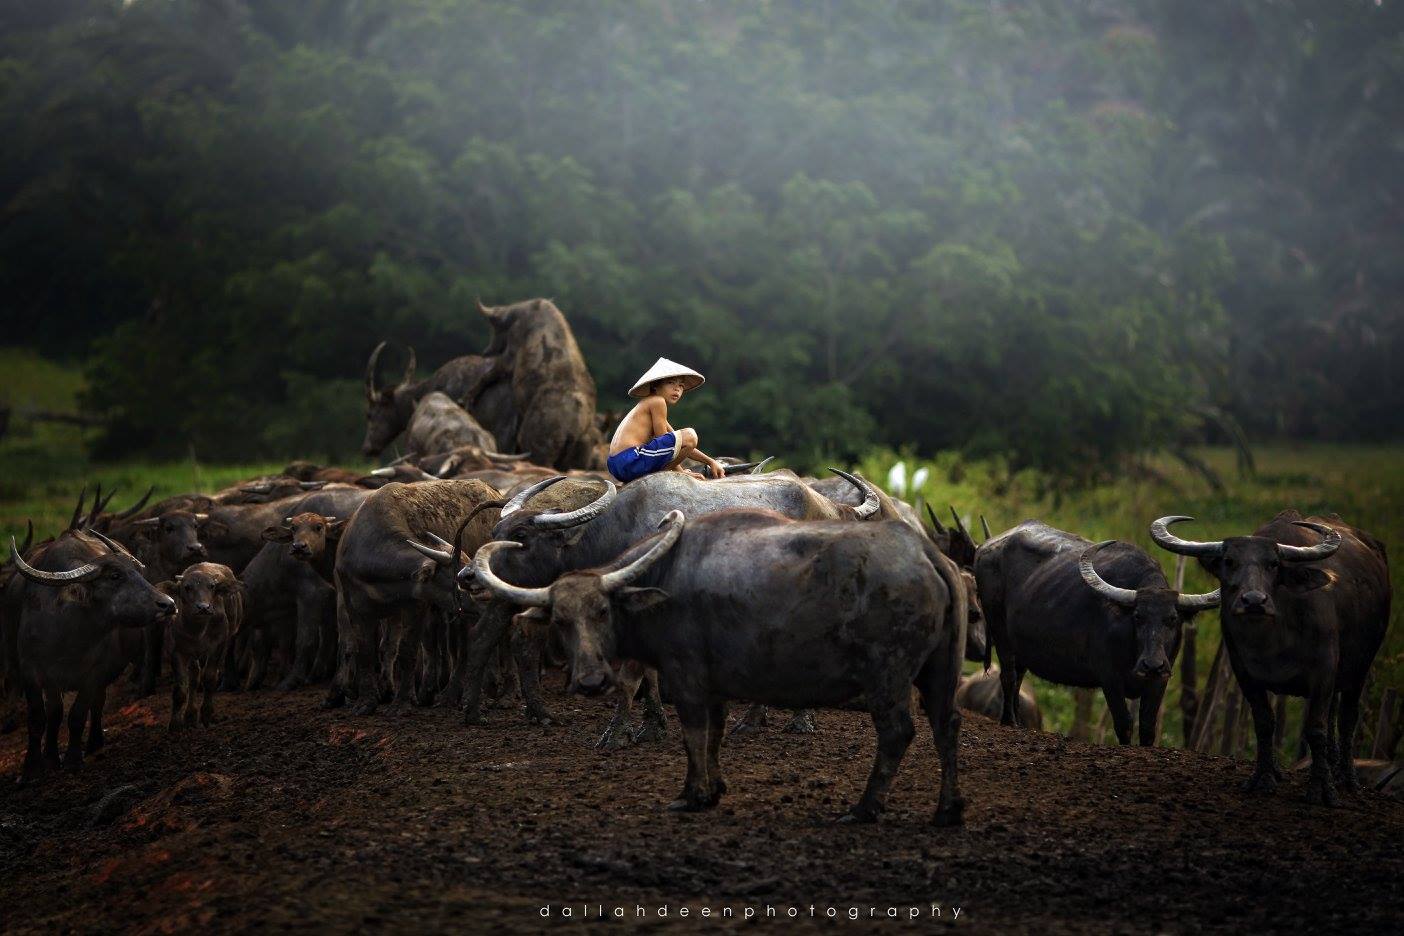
[1,299,1392,819]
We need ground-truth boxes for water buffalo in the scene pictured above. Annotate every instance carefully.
[5,530,174,781]
[157,562,243,730]
[474,508,969,824]
[415,445,532,479]
[117,510,210,697]
[328,480,503,715]
[456,468,894,734]
[956,668,1042,730]
[1150,511,1390,805]
[362,342,510,457]
[974,521,1220,745]
[404,392,499,460]
[475,298,606,470]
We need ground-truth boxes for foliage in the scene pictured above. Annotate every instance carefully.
[0,1,1400,471]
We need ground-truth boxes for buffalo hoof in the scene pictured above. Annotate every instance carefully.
[523,705,554,727]
[1333,762,1362,794]
[201,710,218,727]
[86,735,104,757]
[783,711,816,734]
[933,798,966,828]
[596,722,636,750]
[18,761,47,785]
[1241,766,1282,794]
[631,720,669,745]
[184,709,199,728]
[461,706,484,727]
[0,714,18,735]
[62,749,83,771]
[275,675,304,692]
[1304,773,1340,808]
[839,804,880,824]
[667,795,714,813]
[219,679,242,693]
[167,719,186,734]
[350,698,379,717]
[321,687,347,710]
[435,687,463,710]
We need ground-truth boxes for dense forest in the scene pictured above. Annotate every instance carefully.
[0,0,1399,474]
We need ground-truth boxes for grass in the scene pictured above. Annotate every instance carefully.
[2,349,1399,754]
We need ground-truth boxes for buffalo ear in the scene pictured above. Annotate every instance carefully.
[262,525,294,543]
[615,587,671,615]
[1197,555,1224,580]
[1282,566,1333,594]
[154,580,177,598]
[202,520,230,539]
[58,583,91,605]
[412,559,437,584]
[512,607,549,632]
[560,527,589,549]
[326,519,348,539]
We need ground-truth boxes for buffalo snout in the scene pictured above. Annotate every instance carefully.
[1134,656,1171,680]
[1234,590,1272,616]
[185,543,208,560]
[571,669,612,697]
[290,542,311,557]
[155,595,177,618]
[193,601,214,616]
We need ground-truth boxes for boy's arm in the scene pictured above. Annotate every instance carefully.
[647,398,671,438]
[687,447,724,478]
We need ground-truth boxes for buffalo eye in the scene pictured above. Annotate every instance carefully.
[108,569,123,580]
[313,525,323,533]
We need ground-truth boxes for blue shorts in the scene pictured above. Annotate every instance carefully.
[607,432,678,483]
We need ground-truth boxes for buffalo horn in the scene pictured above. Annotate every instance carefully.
[1149,516,1224,558]
[299,481,327,490]
[1176,587,1222,612]
[529,479,618,529]
[980,515,992,541]
[925,502,946,534]
[827,468,879,520]
[132,517,161,526]
[84,528,144,569]
[113,486,155,520]
[948,505,968,537]
[369,467,397,477]
[400,346,417,387]
[750,456,776,474]
[486,452,530,463]
[365,340,388,401]
[11,537,99,585]
[406,537,453,565]
[1278,521,1342,563]
[68,485,88,531]
[501,476,567,517]
[472,541,552,607]
[1078,542,1138,607]
[599,511,684,593]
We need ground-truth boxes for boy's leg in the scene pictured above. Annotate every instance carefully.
[664,428,698,470]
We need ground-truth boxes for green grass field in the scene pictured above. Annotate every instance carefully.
[2,350,1399,753]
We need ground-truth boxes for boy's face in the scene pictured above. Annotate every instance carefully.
[655,377,688,404]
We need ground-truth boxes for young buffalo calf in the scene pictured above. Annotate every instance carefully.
[158,563,244,730]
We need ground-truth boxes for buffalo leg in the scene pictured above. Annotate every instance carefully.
[511,619,552,725]
[1302,679,1339,807]
[998,663,1020,727]
[1103,687,1134,745]
[916,651,966,827]
[323,589,354,709]
[348,603,385,717]
[42,684,62,768]
[1137,680,1168,747]
[668,702,716,812]
[597,660,647,749]
[415,610,441,707]
[200,659,219,726]
[705,701,728,803]
[137,619,163,698]
[844,699,915,824]
[218,632,243,692]
[22,683,46,783]
[63,687,91,769]
[169,657,190,732]
[460,603,512,725]
[1334,685,1364,792]
[632,667,669,744]
[86,685,107,755]
[1240,684,1283,793]
[387,610,421,713]
[246,626,272,692]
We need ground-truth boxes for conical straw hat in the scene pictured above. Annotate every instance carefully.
[628,357,705,399]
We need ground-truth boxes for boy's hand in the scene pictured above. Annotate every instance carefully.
[706,459,725,480]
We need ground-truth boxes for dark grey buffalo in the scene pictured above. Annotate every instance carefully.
[454,468,902,734]
[328,479,503,715]
[974,521,1220,745]
[1150,511,1391,805]
[474,508,969,825]
[362,342,515,458]
[404,391,499,460]
[157,562,243,731]
[4,530,174,781]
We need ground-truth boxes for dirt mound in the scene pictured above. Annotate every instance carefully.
[1,677,1401,933]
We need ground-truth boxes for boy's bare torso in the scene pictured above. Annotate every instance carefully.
[609,397,671,456]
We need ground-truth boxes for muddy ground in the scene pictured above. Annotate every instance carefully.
[1,674,1400,934]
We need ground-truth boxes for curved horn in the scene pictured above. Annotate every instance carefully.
[980,515,992,541]
[1149,516,1224,558]
[406,538,452,565]
[11,537,99,585]
[1278,521,1342,563]
[476,297,495,317]
[1176,587,1222,612]
[114,486,155,520]
[241,483,273,495]
[750,456,776,474]
[84,528,144,569]
[18,519,34,556]
[68,485,88,531]
[365,340,388,401]
[461,498,508,529]
[485,451,530,463]
[925,502,946,534]
[369,467,397,477]
[472,541,552,607]
[85,482,113,527]
[194,513,209,521]
[529,479,617,530]
[500,476,567,517]
[132,517,161,527]
[599,510,685,593]
[827,468,879,520]
[400,346,417,387]
[1078,541,1138,607]
[299,481,327,490]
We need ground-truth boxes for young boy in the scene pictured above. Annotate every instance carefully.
[607,357,725,483]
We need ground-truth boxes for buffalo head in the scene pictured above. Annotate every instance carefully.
[11,531,174,627]
[263,512,347,561]
[131,510,209,568]
[362,341,417,456]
